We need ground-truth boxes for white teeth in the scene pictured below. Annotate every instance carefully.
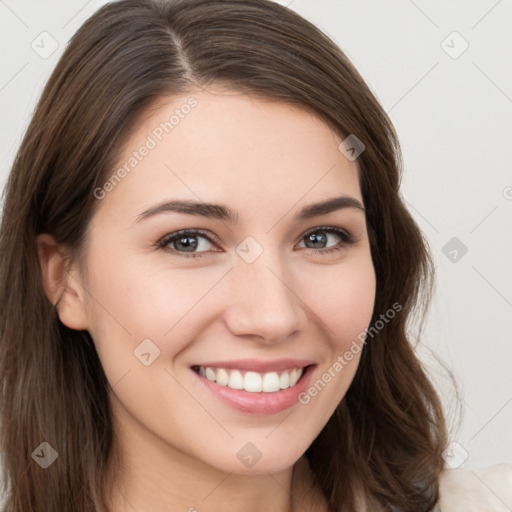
[289,368,301,387]
[262,372,280,392]
[244,371,262,392]
[228,370,244,390]
[196,366,305,393]
[205,367,216,382]
[216,368,229,386]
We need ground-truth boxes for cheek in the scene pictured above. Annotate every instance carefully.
[306,256,376,348]
[84,255,228,367]
[294,259,375,424]
[337,273,375,348]
[117,265,225,343]
[300,255,375,384]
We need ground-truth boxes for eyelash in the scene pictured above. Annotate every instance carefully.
[156,226,356,259]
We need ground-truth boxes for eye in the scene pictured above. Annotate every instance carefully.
[296,226,356,256]
[157,229,220,259]
[156,226,356,259]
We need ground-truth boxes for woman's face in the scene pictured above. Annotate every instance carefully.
[77,88,376,475]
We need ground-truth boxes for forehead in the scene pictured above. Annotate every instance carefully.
[96,88,362,223]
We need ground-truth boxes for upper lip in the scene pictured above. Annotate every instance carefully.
[192,358,315,373]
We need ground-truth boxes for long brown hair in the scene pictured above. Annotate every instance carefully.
[0,0,449,510]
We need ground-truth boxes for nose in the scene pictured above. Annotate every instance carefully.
[222,250,306,344]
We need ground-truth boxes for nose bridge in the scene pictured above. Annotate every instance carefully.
[224,245,303,342]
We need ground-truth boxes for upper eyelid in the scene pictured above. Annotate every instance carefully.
[300,225,352,238]
[158,228,219,246]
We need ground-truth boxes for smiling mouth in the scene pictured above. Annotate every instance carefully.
[191,364,313,393]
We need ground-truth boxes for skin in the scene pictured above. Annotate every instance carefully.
[37,87,376,512]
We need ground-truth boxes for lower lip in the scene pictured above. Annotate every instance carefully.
[192,365,315,414]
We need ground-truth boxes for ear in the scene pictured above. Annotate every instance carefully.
[36,234,89,331]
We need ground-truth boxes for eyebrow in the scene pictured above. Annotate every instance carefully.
[134,195,365,225]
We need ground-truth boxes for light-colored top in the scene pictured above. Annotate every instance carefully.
[438,463,512,511]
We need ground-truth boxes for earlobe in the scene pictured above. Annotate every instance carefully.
[36,234,89,331]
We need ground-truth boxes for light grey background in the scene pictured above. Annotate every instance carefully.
[1,0,511,471]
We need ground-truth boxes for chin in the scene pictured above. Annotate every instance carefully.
[199,435,313,476]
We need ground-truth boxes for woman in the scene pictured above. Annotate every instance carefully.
[0,0,510,511]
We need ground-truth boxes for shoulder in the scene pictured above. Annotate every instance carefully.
[438,463,512,512]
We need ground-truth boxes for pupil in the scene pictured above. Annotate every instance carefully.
[176,236,198,252]
[307,233,326,248]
